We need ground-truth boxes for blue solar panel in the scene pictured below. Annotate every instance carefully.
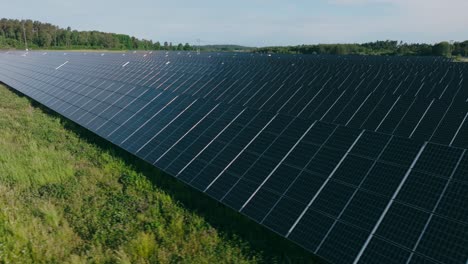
[1,50,467,264]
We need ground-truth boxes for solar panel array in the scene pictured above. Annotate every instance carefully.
[0,51,467,264]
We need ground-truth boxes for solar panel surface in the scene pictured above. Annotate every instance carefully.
[0,51,467,264]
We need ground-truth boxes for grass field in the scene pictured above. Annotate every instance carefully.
[454,57,468,62]
[0,84,318,263]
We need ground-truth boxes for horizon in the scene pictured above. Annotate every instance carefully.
[1,0,467,47]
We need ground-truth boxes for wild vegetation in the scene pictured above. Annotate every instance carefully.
[0,84,318,263]
[2,18,467,58]
[0,18,192,51]
[198,45,254,52]
[255,40,468,57]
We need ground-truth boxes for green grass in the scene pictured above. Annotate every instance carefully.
[453,56,468,63]
[0,84,319,263]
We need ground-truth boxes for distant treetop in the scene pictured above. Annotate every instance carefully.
[0,18,191,51]
[254,40,468,57]
[1,18,467,57]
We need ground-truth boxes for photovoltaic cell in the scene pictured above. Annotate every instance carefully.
[374,202,430,249]
[1,51,467,264]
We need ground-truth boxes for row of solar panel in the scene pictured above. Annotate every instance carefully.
[1,57,467,150]
[7,52,467,110]
[22,52,467,105]
[1,54,467,263]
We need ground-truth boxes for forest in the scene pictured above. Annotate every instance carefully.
[1,18,467,58]
[0,18,191,51]
[254,40,468,57]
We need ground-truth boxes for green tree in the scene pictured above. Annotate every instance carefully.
[153,41,161,50]
[332,44,349,55]
[38,31,52,47]
[432,42,452,57]
[64,26,71,48]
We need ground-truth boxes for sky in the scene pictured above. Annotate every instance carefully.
[1,0,467,47]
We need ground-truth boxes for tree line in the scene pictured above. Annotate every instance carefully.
[0,18,192,51]
[2,19,467,57]
[255,40,468,57]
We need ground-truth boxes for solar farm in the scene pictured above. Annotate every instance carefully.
[0,50,467,264]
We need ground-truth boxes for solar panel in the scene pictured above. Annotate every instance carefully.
[1,50,467,264]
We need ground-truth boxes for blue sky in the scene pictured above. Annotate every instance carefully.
[1,0,467,46]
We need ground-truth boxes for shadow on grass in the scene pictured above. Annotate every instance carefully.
[4,84,326,264]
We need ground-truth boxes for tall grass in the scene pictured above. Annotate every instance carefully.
[0,84,318,263]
